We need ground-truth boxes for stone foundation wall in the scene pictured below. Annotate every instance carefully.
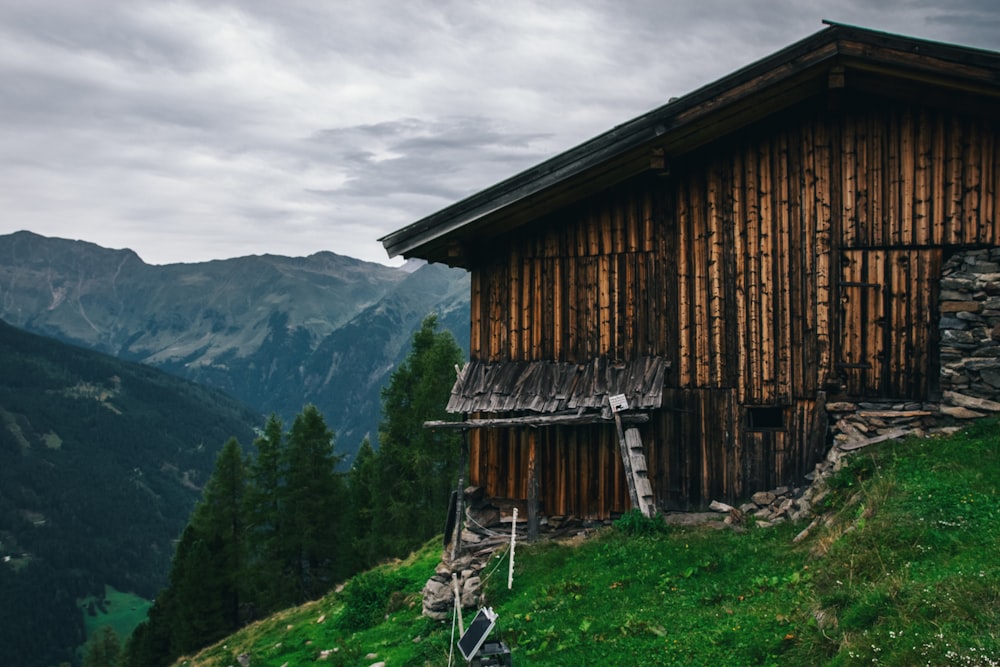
[827,246,1000,447]
[938,247,1000,416]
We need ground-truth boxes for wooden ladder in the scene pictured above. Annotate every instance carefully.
[610,395,655,518]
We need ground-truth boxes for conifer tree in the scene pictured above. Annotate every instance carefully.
[373,314,464,557]
[244,414,292,614]
[281,405,346,601]
[123,437,247,666]
[346,436,378,570]
[170,437,247,653]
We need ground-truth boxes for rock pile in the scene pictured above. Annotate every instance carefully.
[420,528,503,620]
[422,489,597,620]
[421,487,517,620]
[826,400,937,450]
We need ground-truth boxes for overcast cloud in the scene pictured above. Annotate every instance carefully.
[1,1,999,266]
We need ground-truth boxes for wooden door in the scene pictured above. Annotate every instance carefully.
[836,249,940,399]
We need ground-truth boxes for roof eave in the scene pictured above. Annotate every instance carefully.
[380,22,1000,265]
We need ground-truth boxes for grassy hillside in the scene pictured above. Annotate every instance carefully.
[169,420,999,666]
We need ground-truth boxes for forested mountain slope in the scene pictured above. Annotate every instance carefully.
[0,319,261,667]
[0,231,470,456]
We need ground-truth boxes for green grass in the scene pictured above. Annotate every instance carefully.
[172,419,1000,666]
[79,585,152,643]
[173,544,449,667]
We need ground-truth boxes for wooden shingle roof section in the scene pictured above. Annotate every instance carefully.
[446,356,668,415]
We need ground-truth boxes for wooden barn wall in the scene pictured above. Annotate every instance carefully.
[465,393,828,514]
[469,186,660,363]
[668,118,833,404]
[837,249,941,398]
[624,391,825,510]
[839,105,1000,248]
[833,103,997,399]
[467,424,631,518]
[464,100,999,515]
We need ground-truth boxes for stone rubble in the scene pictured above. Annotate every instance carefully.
[421,488,604,619]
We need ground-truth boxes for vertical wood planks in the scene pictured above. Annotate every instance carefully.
[841,105,995,248]
[464,99,996,519]
[814,120,834,389]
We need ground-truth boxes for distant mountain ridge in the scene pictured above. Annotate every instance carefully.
[0,317,262,667]
[0,231,471,455]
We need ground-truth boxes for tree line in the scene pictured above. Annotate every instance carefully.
[86,315,465,667]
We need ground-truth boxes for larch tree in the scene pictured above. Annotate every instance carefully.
[125,437,248,666]
[171,436,247,653]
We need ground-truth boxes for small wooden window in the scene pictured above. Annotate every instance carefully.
[746,406,785,431]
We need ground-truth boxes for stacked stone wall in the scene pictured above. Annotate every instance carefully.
[938,247,1000,416]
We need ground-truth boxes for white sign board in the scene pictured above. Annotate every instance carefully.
[609,394,629,413]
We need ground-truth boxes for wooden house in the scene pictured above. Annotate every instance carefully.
[380,23,1000,519]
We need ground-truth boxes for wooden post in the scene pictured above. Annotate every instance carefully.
[527,429,539,542]
[450,432,468,562]
[508,508,517,590]
[452,573,464,635]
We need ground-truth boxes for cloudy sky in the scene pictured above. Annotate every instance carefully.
[2,1,999,266]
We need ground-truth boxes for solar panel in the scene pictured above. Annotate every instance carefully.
[458,607,498,661]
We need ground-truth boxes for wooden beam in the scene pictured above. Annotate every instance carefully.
[424,412,651,430]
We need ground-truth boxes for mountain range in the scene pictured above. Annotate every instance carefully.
[0,318,262,667]
[0,231,471,457]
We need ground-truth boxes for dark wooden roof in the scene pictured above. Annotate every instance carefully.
[446,356,668,415]
[380,22,1000,267]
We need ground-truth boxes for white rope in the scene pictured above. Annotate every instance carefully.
[477,543,511,587]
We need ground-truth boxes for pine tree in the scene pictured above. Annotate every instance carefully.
[124,438,248,666]
[346,436,379,570]
[281,405,346,601]
[373,314,465,557]
[244,414,292,614]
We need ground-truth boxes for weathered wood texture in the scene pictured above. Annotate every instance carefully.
[446,357,667,414]
[837,249,941,398]
[465,98,999,517]
[840,105,999,247]
[469,425,630,518]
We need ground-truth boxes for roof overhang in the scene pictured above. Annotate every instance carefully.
[379,22,1000,268]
